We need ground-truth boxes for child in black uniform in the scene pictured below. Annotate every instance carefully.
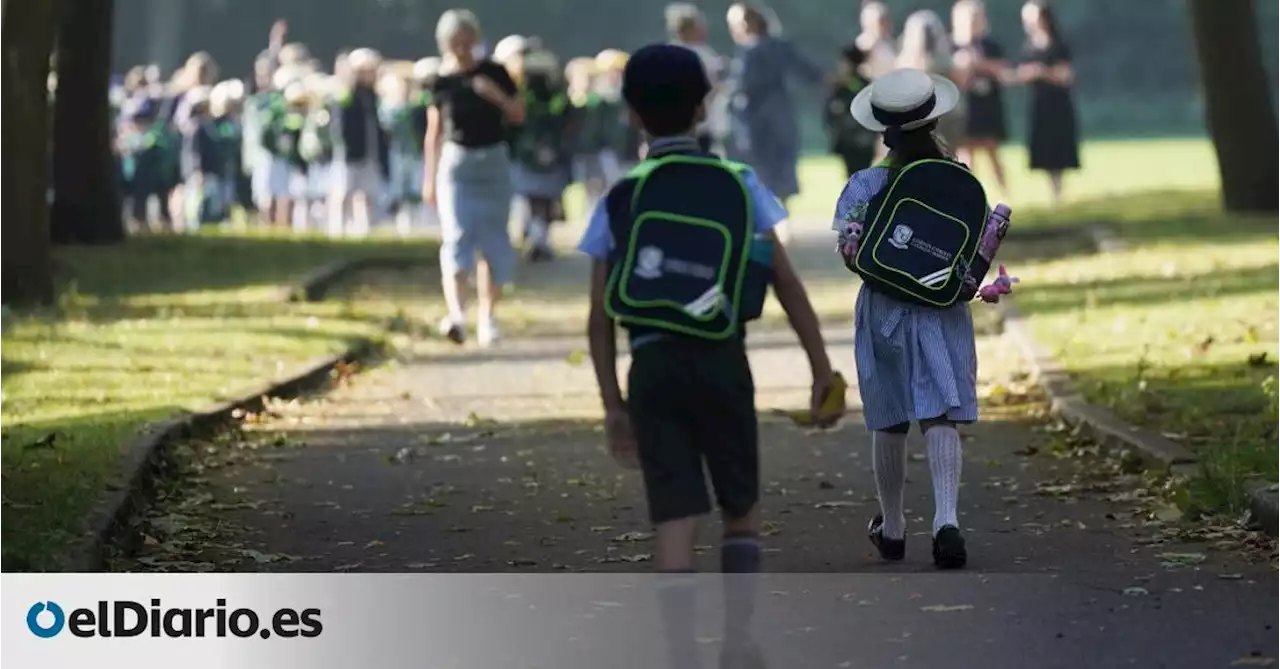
[578,43,838,669]
[825,45,879,178]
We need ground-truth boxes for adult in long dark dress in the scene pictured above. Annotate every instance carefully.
[952,0,1009,193]
[725,3,825,242]
[1015,0,1079,205]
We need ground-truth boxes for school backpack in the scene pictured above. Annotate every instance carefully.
[848,159,990,307]
[604,153,772,340]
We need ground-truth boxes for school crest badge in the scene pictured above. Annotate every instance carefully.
[634,246,664,279]
[889,224,914,250]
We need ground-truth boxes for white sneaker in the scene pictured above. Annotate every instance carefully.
[477,319,500,348]
[438,316,466,345]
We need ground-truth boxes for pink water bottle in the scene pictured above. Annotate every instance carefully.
[978,202,1012,263]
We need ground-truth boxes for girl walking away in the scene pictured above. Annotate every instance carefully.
[593,49,642,184]
[210,81,246,224]
[510,45,572,262]
[836,68,1010,569]
[178,87,224,231]
[263,83,314,231]
[824,45,878,178]
[1013,0,1079,205]
[952,0,1009,194]
[565,57,608,217]
[424,9,524,348]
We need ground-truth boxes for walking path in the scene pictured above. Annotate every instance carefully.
[123,221,1277,668]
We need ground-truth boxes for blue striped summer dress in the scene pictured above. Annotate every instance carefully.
[833,167,980,432]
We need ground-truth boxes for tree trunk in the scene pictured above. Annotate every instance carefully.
[1188,0,1279,213]
[51,0,124,245]
[1,0,60,306]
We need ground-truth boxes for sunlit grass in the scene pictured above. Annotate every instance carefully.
[1008,191,1278,514]
[1,232,435,570]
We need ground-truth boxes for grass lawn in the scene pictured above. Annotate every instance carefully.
[1,230,435,570]
[1006,190,1278,514]
[560,137,1219,223]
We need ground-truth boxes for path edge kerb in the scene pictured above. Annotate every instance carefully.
[69,256,406,572]
[996,224,1201,473]
[283,256,425,303]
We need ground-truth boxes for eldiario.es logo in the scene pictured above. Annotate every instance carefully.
[27,599,322,639]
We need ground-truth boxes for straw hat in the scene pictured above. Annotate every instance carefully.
[849,67,959,132]
[523,48,559,76]
[413,57,442,82]
[273,65,306,92]
[347,48,382,72]
[283,82,312,106]
[565,57,597,78]
[220,78,246,102]
[595,49,628,72]
[492,35,527,65]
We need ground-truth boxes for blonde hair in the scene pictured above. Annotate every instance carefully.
[436,9,481,58]
[952,0,986,47]
[172,52,218,92]
[898,10,953,74]
[278,43,311,66]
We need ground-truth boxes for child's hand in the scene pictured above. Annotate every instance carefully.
[604,409,640,470]
[806,370,846,429]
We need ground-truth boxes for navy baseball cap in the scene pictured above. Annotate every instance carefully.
[622,43,711,113]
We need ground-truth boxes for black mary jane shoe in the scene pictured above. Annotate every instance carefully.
[931,525,968,570]
[867,514,906,561]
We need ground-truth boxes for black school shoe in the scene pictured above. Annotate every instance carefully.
[867,514,906,561]
[525,246,555,263]
[932,525,967,569]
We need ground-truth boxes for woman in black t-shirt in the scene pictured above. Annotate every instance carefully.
[423,9,525,348]
[952,0,1009,194]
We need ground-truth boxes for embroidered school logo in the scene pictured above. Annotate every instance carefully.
[635,246,664,279]
[889,224,914,250]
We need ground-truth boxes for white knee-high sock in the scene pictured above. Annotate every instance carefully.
[924,425,963,534]
[872,431,908,540]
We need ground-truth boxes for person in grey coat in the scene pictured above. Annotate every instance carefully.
[724,3,827,213]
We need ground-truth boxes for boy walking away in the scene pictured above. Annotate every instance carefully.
[511,44,572,262]
[824,46,878,178]
[118,97,174,232]
[210,81,246,225]
[178,87,224,231]
[565,57,608,217]
[262,83,314,232]
[579,44,839,669]
[592,49,643,184]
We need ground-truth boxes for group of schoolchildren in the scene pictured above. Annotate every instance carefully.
[111,41,643,254]
[580,39,1012,668]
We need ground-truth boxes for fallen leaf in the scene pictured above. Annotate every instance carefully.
[1122,587,1149,597]
[815,501,858,509]
[1218,573,1244,580]
[364,540,385,549]
[1158,552,1206,568]
[612,531,653,543]
[405,562,437,569]
[333,562,363,571]
[507,558,539,567]
[919,604,973,613]
[470,505,495,513]
[619,553,653,563]
[565,350,587,366]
